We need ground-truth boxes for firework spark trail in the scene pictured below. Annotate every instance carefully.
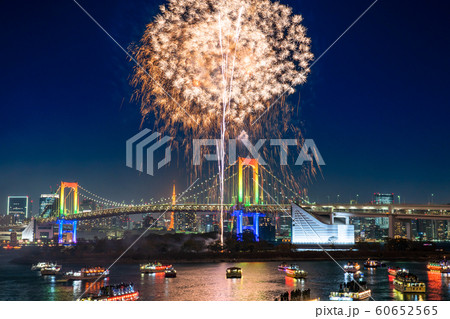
[217,7,245,246]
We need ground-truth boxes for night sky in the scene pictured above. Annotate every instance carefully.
[1,0,449,214]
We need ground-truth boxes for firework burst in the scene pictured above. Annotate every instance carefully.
[132,0,313,136]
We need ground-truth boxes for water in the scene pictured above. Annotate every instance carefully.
[0,257,449,301]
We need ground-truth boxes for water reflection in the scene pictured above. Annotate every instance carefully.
[285,276,306,288]
[2,260,450,300]
[393,289,425,301]
[427,271,443,300]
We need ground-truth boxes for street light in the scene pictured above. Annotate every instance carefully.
[431,194,434,204]
[356,194,359,204]
[337,195,340,203]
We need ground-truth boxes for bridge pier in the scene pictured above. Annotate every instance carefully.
[388,214,395,238]
[405,220,412,240]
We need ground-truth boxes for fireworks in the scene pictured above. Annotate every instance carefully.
[131,0,313,136]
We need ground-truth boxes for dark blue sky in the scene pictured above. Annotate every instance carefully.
[1,0,449,213]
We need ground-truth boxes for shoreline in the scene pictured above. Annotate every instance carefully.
[7,248,446,265]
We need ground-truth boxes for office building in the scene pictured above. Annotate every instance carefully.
[7,196,30,223]
[39,194,59,218]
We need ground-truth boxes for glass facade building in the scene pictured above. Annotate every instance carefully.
[7,196,29,222]
[39,194,59,218]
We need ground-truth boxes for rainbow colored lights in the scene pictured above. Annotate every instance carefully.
[238,157,260,205]
[59,182,79,216]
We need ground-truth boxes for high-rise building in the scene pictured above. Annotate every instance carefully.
[259,217,275,242]
[7,196,30,223]
[39,194,59,218]
[176,212,196,232]
[373,193,394,204]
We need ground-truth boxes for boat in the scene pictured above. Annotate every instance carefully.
[140,262,172,273]
[80,283,139,301]
[344,262,360,273]
[31,262,58,271]
[364,258,386,268]
[388,267,407,276]
[427,257,450,273]
[164,268,177,278]
[285,265,308,279]
[40,264,62,276]
[329,278,371,301]
[226,267,242,278]
[393,270,426,293]
[63,266,109,281]
[278,262,289,271]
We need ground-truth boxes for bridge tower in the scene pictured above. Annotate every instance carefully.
[234,158,265,241]
[57,182,79,244]
[60,182,79,216]
[238,157,262,205]
[168,182,176,231]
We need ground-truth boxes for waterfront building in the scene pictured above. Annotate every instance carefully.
[291,204,354,246]
[7,196,30,223]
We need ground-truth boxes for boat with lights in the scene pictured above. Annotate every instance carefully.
[165,268,177,278]
[344,262,360,273]
[329,278,371,301]
[63,266,109,281]
[388,266,405,276]
[427,257,450,273]
[40,264,62,276]
[226,267,242,278]
[31,261,58,271]
[393,270,426,293]
[285,265,308,279]
[364,258,385,268]
[80,283,139,301]
[140,262,172,273]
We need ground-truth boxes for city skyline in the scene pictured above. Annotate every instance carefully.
[1,0,450,212]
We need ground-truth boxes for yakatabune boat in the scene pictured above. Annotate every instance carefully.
[80,283,139,301]
[140,262,172,273]
[63,266,109,281]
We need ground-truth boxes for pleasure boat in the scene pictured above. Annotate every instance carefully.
[63,266,109,281]
[329,278,371,301]
[393,270,426,293]
[344,262,360,273]
[364,258,386,268]
[31,262,58,271]
[80,283,139,301]
[164,268,177,278]
[226,267,242,278]
[40,264,62,276]
[140,262,172,273]
[427,257,450,273]
[285,265,308,279]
